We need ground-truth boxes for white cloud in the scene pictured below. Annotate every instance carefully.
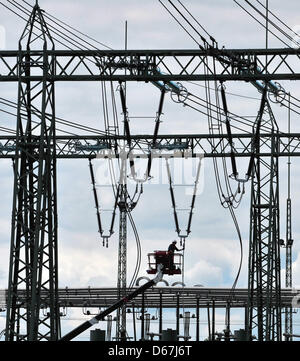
[185,259,223,286]
[291,251,300,289]
[58,243,117,287]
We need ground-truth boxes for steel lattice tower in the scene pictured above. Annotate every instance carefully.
[5,3,60,341]
[116,186,127,341]
[246,97,282,341]
[285,97,293,340]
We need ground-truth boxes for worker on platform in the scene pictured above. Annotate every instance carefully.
[167,241,183,270]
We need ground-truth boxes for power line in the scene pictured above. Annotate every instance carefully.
[233,0,296,48]
[158,0,200,46]
[22,0,113,50]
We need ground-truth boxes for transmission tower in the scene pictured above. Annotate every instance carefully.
[5,3,61,341]
[246,97,282,341]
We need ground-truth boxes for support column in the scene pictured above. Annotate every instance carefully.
[285,98,293,340]
[116,186,127,340]
[176,293,180,336]
[196,298,200,341]
[159,291,163,340]
[285,198,293,340]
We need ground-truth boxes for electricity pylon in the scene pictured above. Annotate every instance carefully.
[5,3,60,341]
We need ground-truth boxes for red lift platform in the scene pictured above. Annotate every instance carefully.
[147,251,182,276]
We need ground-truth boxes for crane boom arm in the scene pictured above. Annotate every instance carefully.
[59,265,164,341]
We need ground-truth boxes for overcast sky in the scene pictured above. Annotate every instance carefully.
[0,0,300,340]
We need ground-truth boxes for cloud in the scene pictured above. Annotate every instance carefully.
[0,243,10,289]
[185,259,223,286]
[58,241,117,287]
[290,252,300,289]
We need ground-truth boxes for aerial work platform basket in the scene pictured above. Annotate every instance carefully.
[147,250,182,276]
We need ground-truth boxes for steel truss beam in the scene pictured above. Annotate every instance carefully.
[1,287,298,309]
[0,48,300,82]
[1,133,300,158]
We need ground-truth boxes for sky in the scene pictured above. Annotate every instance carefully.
[0,0,300,341]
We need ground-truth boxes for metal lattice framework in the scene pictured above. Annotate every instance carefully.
[0,48,300,82]
[246,98,282,341]
[2,133,300,158]
[1,287,299,309]
[5,4,60,341]
[116,188,127,341]
[0,2,299,341]
[285,197,293,340]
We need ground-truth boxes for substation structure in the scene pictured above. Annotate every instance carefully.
[1,286,299,341]
[0,3,300,341]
